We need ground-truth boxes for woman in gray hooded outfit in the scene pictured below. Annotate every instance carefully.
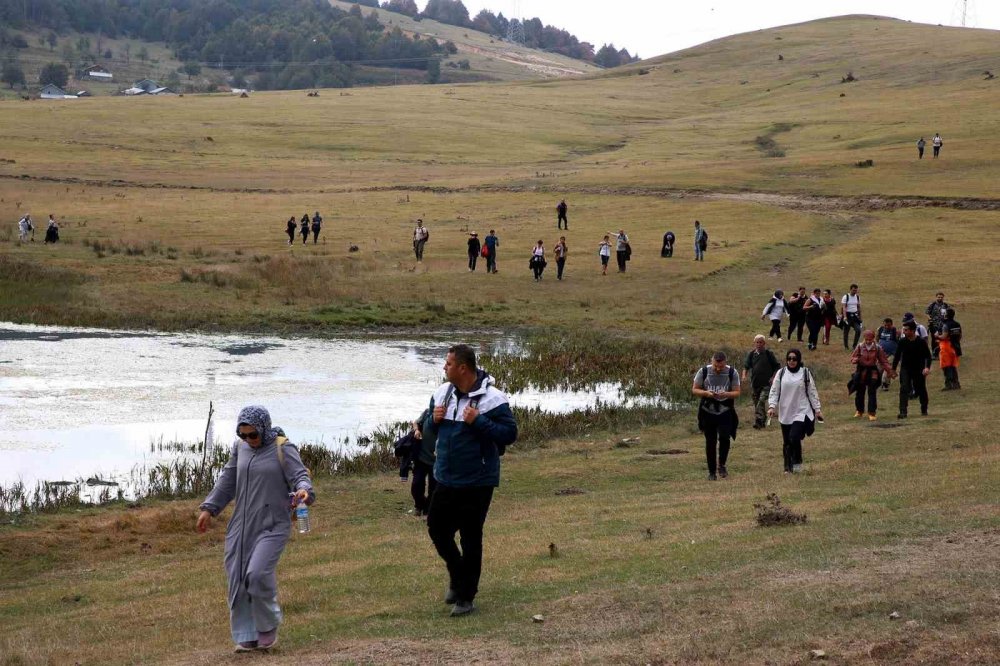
[197,405,314,652]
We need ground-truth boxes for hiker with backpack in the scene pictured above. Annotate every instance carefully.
[530,239,546,280]
[692,351,741,480]
[743,335,782,429]
[395,409,436,517]
[937,307,962,390]
[893,321,932,418]
[661,231,675,258]
[423,344,518,617]
[840,284,863,350]
[761,290,787,341]
[44,215,60,244]
[556,199,568,230]
[299,214,310,245]
[850,330,894,421]
[804,288,825,350]
[821,289,838,345]
[413,219,429,262]
[17,214,32,242]
[694,220,707,261]
[467,232,481,272]
[598,235,612,275]
[767,349,823,474]
[786,287,807,343]
[554,236,568,280]
[197,405,314,652]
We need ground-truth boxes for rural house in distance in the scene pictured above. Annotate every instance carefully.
[40,84,76,99]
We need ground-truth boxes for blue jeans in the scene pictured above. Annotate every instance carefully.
[695,242,704,260]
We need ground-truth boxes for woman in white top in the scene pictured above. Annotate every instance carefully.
[767,349,823,473]
[598,235,612,275]
[761,289,787,341]
[530,240,546,281]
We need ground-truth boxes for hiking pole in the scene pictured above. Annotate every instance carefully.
[199,401,214,487]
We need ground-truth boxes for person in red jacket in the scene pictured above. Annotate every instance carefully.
[850,330,895,421]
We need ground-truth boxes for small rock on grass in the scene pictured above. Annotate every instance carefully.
[532,614,544,623]
[809,649,827,660]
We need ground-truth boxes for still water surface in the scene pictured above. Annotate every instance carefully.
[0,323,639,486]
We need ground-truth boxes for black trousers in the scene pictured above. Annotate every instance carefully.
[468,252,478,271]
[843,314,862,349]
[486,253,496,273]
[558,212,568,229]
[898,368,928,415]
[616,250,627,272]
[410,460,437,514]
[933,146,940,158]
[806,319,822,347]
[312,227,320,243]
[787,313,804,341]
[854,374,881,414]
[701,411,731,476]
[780,421,807,471]
[767,319,782,338]
[918,147,924,159]
[556,258,566,279]
[427,485,494,604]
[286,230,295,243]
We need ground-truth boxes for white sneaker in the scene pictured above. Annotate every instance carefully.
[792,464,803,473]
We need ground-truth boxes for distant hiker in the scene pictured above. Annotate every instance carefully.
[925,292,950,359]
[850,330,894,421]
[936,307,962,390]
[932,133,943,158]
[554,236,567,280]
[467,232,481,272]
[840,284,863,350]
[694,220,707,261]
[786,287,807,343]
[821,289,838,345]
[916,137,926,159]
[803,288,825,350]
[902,312,929,341]
[299,214,310,245]
[743,335,781,429]
[530,239,546,281]
[693,351,741,480]
[484,229,499,273]
[311,211,322,243]
[423,344,518,617]
[285,217,296,245]
[397,410,435,517]
[767,348,823,474]
[609,229,630,273]
[598,235,612,275]
[556,199,568,230]
[661,231,675,258]
[197,405,314,652]
[876,318,899,390]
[761,289,787,341]
[44,215,59,244]
[17,214,32,242]
[413,219,429,262]
[893,321,931,418]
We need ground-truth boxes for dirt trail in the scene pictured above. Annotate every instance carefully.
[4,172,999,213]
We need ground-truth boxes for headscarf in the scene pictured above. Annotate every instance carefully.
[785,349,802,373]
[235,405,279,447]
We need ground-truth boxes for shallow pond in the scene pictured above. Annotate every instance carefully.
[0,323,658,487]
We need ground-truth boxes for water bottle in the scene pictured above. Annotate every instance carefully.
[295,503,311,534]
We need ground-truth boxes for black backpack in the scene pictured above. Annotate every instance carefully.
[699,229,708,250]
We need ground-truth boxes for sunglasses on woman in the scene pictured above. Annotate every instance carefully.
[237,430,261,441]
[786,356,799,363]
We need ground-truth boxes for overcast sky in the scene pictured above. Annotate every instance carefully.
[448,1,1000,59]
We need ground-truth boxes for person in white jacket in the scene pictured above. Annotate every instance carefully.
[761,290,787,342]
[767,349,823,473]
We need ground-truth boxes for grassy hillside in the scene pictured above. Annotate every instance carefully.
[0,15,998,665]
[329,0,601,80]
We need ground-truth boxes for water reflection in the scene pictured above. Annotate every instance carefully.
[0,323,662,487]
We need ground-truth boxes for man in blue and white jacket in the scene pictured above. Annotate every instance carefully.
[423,344,518,617]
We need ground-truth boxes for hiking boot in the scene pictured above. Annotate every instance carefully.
[444,588,458,605]
[234,641,258,653]
[256,629,278,650]
[897,413,907,419]
[450,600,476,617]
[853,411,863,419]
[868,413,877,422]
[921,408,928,416]
[707,473,718,481]
[718,466,728,479]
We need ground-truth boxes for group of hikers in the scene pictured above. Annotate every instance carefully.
[916,133,944,159]
[16,214,60,243]
[285,212,323,245]
[408,202,711,281]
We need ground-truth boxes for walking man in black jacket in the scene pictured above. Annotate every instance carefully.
[893,321,932,418]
